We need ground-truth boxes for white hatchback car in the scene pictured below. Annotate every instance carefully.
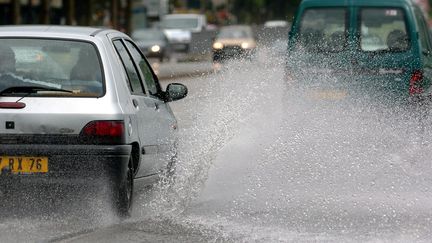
[0,26,187,217]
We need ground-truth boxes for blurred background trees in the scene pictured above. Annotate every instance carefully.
[0,0,134,32]
[230,0,300,24]
[0,0,302,28]
[0,0,430,33]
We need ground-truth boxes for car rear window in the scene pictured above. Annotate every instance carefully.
[360,8,409,52]
[0,38,103,97]
[298,8,347,53]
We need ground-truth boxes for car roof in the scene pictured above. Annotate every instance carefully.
[300,0,414,7]
[0,25,125,39]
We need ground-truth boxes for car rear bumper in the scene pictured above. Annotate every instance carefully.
[0,144,131,186]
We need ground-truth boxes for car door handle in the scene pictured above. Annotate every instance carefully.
[132,99,139,108]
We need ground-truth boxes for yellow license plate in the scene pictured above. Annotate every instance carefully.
[310,90,348,100]
[0,156,48,173]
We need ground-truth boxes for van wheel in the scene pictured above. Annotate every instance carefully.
[113,157,134,218]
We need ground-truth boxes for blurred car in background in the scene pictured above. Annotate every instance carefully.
[212,25,257,63]
[162,14,207,53]
[132,28,170,62]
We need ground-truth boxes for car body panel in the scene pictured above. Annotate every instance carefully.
[107,32,177,177]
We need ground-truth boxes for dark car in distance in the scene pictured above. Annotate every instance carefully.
[132,29,171,62]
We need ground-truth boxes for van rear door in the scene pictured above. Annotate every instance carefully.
[288,7,353,89]
[352,6,418,99]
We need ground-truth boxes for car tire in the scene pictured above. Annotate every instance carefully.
[113,157,134,218]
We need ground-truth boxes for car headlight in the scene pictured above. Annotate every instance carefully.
[213,42,223,49]
[151,45,161,52]
[241,42,250,49]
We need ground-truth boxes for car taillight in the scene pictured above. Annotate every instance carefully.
[80,120,125,145]
[409,70,423,95]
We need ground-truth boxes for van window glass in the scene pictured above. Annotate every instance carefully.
[113,40,144,95]
[298,8,347,53]
[360,8,409,52]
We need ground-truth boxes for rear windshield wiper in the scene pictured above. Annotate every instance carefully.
[0,86,72,96]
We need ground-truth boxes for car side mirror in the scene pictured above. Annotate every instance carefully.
[165,83,188,102]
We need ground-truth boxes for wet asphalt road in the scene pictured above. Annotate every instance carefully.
[2,53,432,242]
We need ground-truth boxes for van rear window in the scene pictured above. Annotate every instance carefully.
[360,8,409,52]
[298,8,347,53]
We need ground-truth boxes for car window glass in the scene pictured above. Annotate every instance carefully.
[0,38,103,97]
[124,41,159,96]
[113,40,144,94]
[360,8,409,52]
[298,8,347,52]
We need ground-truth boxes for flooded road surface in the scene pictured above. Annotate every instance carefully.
[2,55,432,242]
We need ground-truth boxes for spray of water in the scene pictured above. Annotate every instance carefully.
[134,43,432,242]
[2,39,432,242]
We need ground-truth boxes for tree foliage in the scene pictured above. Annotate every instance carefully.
[231,0,301,24]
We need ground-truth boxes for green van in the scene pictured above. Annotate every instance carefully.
[286,0,432,103]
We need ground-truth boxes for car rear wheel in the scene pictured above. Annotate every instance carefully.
[113,157,134,218]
